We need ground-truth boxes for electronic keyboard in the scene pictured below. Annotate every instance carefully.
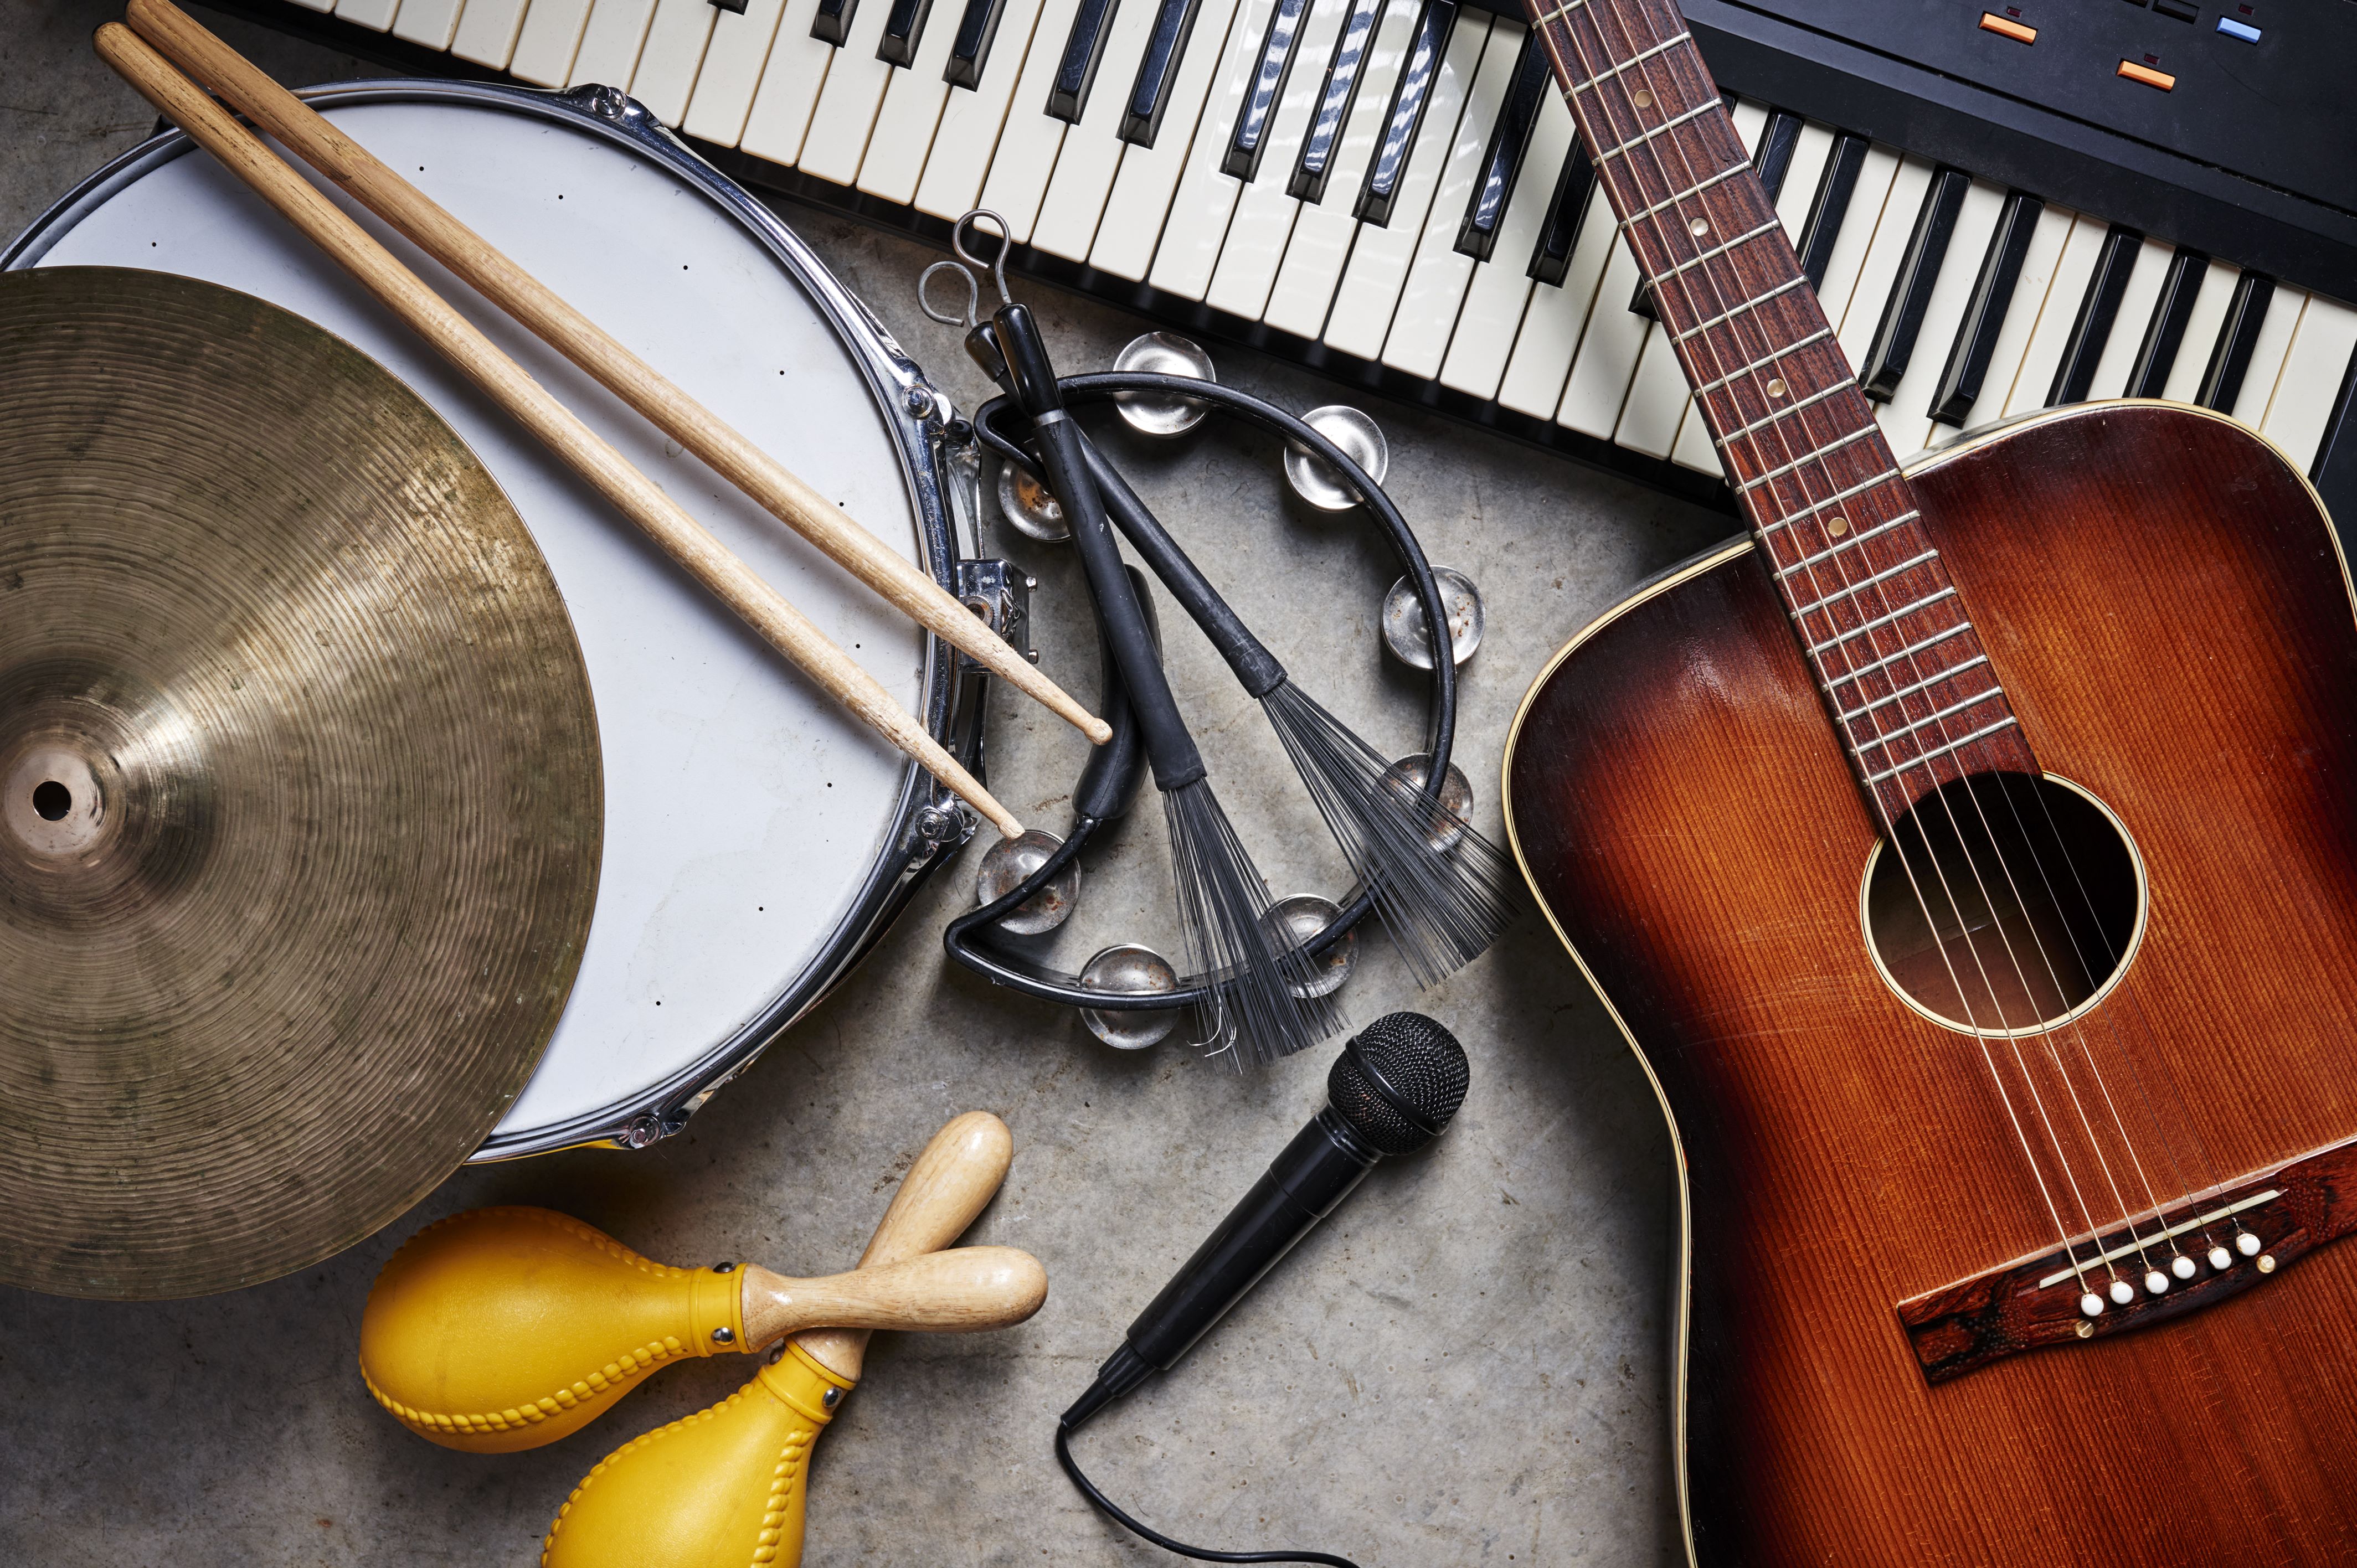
[218,0,2357,524]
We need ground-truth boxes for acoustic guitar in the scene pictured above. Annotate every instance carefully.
[1501,2,2357,1562]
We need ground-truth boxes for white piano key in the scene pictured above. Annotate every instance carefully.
[630,0,723,123]
[1499,181,1613,421]
[1379,18,1521,379]
[511,0,596,83]
[2085,235,2175,400]
[740,0,841,167]
[1260,0,1416,337]
[2234,286,2309,429]
[1933,198,2072,443]
[2001,213,2105,417]
[1144,0,1295,299]
[1556,229,1655,439]
[2160,258,2242,405]
[1032,0,1173,260]
[1320,9,1489,358]
[913,0,1053,219]
[2260,296,2357,472]
[1874,176,2005,457]
[392,0,466,48]
[336,0,403,32]
[975,0,1090,239]
[683,0,791,146]
[852,0,974,201]
[1204,0,1356,318]
[799,0,905,184]
[1835,153,1933,372]
[452,0,533,67]
[1809,142,1898,344]
[571,0,660,87]
[1090,0,1254,279]
[1437,90,1571,399]
[285,0,334,13]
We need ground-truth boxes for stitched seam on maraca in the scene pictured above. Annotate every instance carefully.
[536,1388,811,1568]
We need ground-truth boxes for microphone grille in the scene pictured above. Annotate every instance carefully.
[1327,1013,1469,1155]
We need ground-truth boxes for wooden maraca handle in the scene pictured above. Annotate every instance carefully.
[789,1110,1014,1379]
[740,1247,1044,1343]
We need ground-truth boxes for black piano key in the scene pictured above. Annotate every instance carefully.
[1795,131,1868,290]
[1858,165,1971,403]
[944,0,1012,89]
[1047,0,1124,122]
[878,0,935,65]
[2126,248,2208,399]
[1224,0,1314,181]
[2309,344,2357,548]
[2196,270,2276,412]
[1455,32,1549,262]
[1929,190,2043,428]
[1753,109,1804,204]
[1528,142,1596,285]
[1354,0,1455,226]
[1120,0,1203,145]
[1290,0,1383,202]
[2046,223,2142,406]
[812,0,859,46]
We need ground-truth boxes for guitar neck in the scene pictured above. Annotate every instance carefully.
[1525,0,2038,821]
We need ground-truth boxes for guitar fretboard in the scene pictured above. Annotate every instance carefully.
[1526,0,2038,822]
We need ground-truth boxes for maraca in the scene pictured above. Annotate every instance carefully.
[360,1111,1035,1454]
[538,1110,1041,1568]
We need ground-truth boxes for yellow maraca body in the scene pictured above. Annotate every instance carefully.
[541,1341,852,1568]
[362,1206,743,1453]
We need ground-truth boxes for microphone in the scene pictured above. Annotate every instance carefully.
[1063,1012,1470,1431]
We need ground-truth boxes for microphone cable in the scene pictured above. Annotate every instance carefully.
[1054,1414,1358,1568]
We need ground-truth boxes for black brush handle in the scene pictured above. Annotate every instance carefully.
[995,304,1205,791]
[1075,565,1154,822]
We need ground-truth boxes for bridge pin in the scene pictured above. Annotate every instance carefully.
[2108,1279,2136,1306]
[2209,1245,2233,1270]
[2170,1255,2197,1280]
[2144,1270,2170,1295]
[2236,1232,2263,1257]
[2080,1292,2105,1318]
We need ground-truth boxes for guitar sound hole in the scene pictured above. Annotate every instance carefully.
[1861,773,2144,1034]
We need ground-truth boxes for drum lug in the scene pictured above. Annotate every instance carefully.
[954,559,1033,670]
[560,83,656,135]
[616,1108,691,1149]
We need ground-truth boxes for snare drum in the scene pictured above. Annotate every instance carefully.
[5,80,986,1158]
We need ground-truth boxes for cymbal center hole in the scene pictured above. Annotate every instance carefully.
[32,781,70,821]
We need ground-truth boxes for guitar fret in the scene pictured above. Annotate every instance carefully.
[1824,619,1975,686]
[1530,0,1590,20]
[1862,716,2020,784]
[1795,548,1940,616]
[1571,31,1694,91]
[1628,163,1749,226]
[1805,586,1958,657]
[1594,100,1718,163]
[1849,687,1999,757]
[1840,654,1991,720]
[1738,424,1877,493]
[1656,218,1784,282]
[1677,276,1808,343]
[1773,510,1919,577]
[1762,468,1907,532]
[1694,327,1830,395]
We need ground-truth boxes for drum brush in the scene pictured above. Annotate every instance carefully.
[359,1112,1033,1453]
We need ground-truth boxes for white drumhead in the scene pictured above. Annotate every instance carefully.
[16,90,934,1151]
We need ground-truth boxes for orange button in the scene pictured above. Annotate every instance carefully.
[2118,59,2176,89]
[1979,13,2036,43]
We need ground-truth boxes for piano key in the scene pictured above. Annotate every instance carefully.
[2159,257,2242,405]
[1046,0,1124,121]
[1143,0,1288,296]
[570,0,661,87]
[2084,235,2174,399]
[974,0,1092,238]
[800,0,907,182]
[1289,0,1381,203]
[814,0,861,46]
[1355,0,1457,228]
[1953,199,2072,425]
[1453,29,1547,263]
[1439,89,1574,399]
[335,0,402,32]
[390,0,466,49]
[852,0,970,197]
[1874,176,2005,454]
[1794,131,1870,291]
[1121,0,1206,145]
[1554,229,1649,439]
[913,0,1053,214]
[945,0,1015,87]
[1927,190,2044,429]
[2259,296,2357,472]
[683,0,792,146]
[1378,16,1520,378]
[2196,270,2276,413]
[2229,283,2304,428]
[1752,109,1804,203]
[1203,0,1355,317]
[2125,249,2209,399]
[1497,177,1614,420]
[1032,0,1170,257]
[742,0,847,167]
[1223,0,1313,180]
[1526,139,1594,288]
[451,0,534,68]
[629,0,724,124]
[1092,0,1253,277]
[1856,164,1970,403]
[1321,8,1489,357]
[1262,0,1416,336]
[2001,212,2105,417]
[879,0,935,66]
[2045,223,2143,406]
[510,0,596,84]
[1833,152,1930,369]
[287,0,334,14]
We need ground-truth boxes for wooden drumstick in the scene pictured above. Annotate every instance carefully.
[121,0,1110,751]
[93,23,1028,840]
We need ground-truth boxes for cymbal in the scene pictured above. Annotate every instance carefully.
[0,267,601,1299]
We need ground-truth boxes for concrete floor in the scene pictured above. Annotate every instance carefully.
[0,6,1734,1561]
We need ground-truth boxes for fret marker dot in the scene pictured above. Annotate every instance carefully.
[1826,517,1849,537]
[1766,377,1787,398]
[1633,89,1654,108]
[1689,216,1710,238]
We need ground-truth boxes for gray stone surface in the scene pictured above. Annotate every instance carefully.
[0,6,1732,1560]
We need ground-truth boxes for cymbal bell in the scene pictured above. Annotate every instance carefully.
[0,267,601,1299]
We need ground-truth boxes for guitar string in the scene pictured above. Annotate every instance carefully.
[1544,1,2112,1288]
